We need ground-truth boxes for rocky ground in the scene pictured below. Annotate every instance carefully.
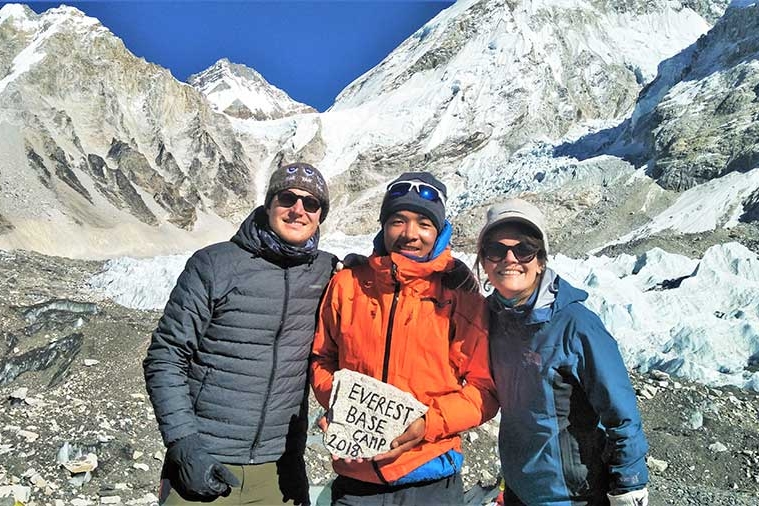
[0,248,758,505]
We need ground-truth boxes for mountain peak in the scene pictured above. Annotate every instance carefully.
[1,2,104,40]
[188,58,316,120]
[0,3,35,24]
[23,3,100,26]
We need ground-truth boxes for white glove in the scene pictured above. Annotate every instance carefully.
[607,488,648,506]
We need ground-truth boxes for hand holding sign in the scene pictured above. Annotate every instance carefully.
[323,369,428,460]
[372,416,426,464]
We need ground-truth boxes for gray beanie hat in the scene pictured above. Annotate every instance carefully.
[265,162,329,222]
[379,172,447,231]
[477,198,549,255]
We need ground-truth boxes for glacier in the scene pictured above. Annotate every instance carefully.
[88,236,759,392]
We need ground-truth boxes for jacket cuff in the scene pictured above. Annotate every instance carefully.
[165,428,200,448]
[423,409,443,442]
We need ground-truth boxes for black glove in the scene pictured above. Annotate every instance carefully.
[335,253,369,273]
[277,450,311,505]
[442,258,480,293]
[165,434,240,500]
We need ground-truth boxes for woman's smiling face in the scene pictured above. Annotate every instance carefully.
[481,224,544,305]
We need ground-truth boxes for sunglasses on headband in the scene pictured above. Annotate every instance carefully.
[482,242,540,263]
[387,181,446,205]
[276,190,321,213]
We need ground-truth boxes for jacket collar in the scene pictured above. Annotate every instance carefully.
[368,248,454,291]
[230,206,319,265]
[488,268,588,325]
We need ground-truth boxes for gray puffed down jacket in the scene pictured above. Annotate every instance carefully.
[143,207,337,464]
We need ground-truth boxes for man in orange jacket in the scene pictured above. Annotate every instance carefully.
[311,171,499,505]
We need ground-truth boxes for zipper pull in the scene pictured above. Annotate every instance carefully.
[391,263,401,292]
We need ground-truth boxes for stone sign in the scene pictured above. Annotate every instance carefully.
[324,369,428,459]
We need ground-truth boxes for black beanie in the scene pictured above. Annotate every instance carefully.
[265,162,330,222]
[379,172,447,231]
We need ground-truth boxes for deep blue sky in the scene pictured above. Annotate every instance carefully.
[20,1,453,111]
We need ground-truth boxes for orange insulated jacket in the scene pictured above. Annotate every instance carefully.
[310,248,498,484]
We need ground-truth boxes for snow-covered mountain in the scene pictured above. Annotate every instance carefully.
[0,4,299,258]
[303,0,720,235]
[188,58,316,120]
[0,0,757,260]
[321,0,710,163]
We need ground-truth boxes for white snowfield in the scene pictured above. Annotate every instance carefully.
[88,238,759,392]
[552,243,759,391]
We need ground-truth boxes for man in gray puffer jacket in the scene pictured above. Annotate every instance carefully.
[144,162,337,505]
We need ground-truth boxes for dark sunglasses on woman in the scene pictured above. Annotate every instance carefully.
[482,242,540,263]
[276,190,321,213]
[387,181,446,204]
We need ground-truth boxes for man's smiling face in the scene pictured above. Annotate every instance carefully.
[382,210,438,258]
[266,188,321,246]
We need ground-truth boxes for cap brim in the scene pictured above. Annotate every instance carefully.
[477,214,545,251]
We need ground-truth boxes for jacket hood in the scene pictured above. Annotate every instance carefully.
[489,268,588,325]
[549,270,588,310]
[230,206,267,255]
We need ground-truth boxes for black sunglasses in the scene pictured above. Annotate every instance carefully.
[276,190,321,213]
[482,242,540,263]
[387,181,446,204]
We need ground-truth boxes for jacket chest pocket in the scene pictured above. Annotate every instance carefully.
[337,298,384,369]
[394,298,454,382]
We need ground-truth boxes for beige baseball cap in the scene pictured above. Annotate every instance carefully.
[477,198,549,255]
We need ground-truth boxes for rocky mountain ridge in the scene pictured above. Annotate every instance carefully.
[2,0,753,259]
[187,58,316,121]
[0,4,299,258]
[628,1,759,193]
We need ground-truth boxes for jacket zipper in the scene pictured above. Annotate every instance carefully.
[250,267,289,460]
[374,263,400,484]
[381,263,401,383]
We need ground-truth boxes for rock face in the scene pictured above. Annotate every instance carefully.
[0,5,266,257]
[620,2,759,191]
[188,58,317,120]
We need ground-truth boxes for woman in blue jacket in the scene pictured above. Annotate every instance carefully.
[477,199,649,506]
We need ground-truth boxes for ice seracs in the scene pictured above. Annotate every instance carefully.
[88,239,759,391]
